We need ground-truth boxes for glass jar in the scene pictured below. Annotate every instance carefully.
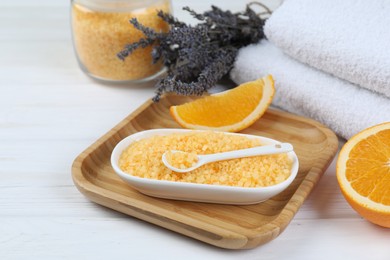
[71,0,171,82]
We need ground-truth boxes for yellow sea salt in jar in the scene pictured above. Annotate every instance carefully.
[71,0,171,82]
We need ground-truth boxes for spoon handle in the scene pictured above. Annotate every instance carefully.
[202,143,293,163]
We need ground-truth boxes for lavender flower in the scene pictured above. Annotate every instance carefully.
[118,3,270,101]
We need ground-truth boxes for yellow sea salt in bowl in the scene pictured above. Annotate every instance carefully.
[111,129,299,205]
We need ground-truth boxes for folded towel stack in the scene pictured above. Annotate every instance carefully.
[230,0,390,139]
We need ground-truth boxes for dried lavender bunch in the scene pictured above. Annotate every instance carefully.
[118,3,271,101]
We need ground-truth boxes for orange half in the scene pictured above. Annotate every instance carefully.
[170,75,275,132]
[337,122,390,228]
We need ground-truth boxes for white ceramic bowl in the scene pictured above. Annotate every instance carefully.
[111,129,299,205]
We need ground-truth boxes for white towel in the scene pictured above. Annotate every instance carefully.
[230,40,390,139]
[264,0,390,98]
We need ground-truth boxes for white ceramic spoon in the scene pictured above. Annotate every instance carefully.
[162,143,294,173]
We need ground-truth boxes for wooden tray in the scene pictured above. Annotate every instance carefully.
[72,95,338,249]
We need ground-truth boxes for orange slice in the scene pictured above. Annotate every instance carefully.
[337,122,390,228]
[170,75,275,132]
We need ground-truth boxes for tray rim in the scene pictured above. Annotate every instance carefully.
[71,96,339,249]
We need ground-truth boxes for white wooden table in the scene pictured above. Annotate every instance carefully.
[1,0,389,259]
